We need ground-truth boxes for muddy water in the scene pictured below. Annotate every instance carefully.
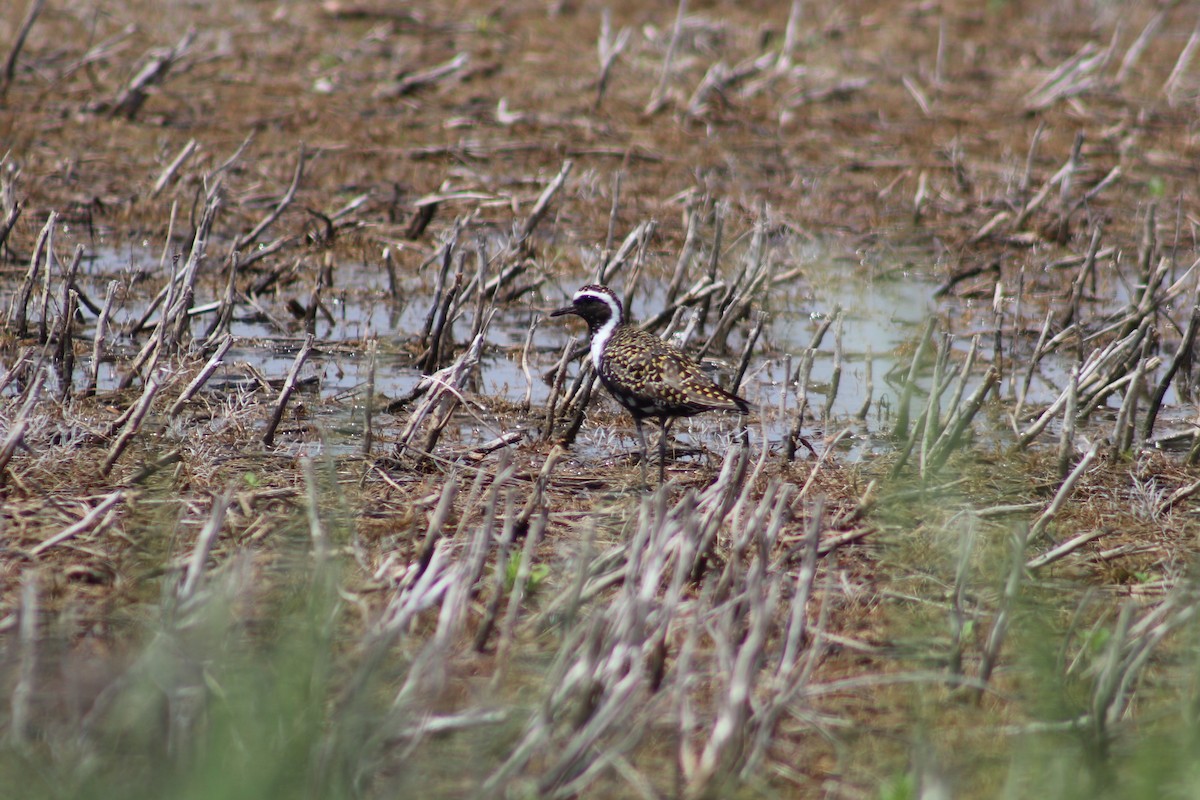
[58,233,1177,462]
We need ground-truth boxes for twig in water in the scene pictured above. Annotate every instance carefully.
[262,334,316,447]
[235,144,305,251]
[1056,368,1080,480]
[167,334,234,417]
[87,281,119,397]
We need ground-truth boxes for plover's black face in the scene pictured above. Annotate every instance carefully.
[549,285,624,333]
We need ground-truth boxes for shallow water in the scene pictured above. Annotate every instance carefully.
[23,231,1186,463]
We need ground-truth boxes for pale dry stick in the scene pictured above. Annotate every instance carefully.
[375,52,468,98]
[109,28,196,118]
[1143,302,1200,441]
[1026,527,1110,570]
[1111,341,1153,456]
[1163,20,1200,104]
[152,139,198,197]
[689,567,777,797]
[517,159,573,247]
[919,333,950,478]
[56,24,133,82]
[128,202,179,335]
[519,315,537,412]
[1028,440,1101,544]
[784,349,816,461]
[1090,600,1135,746]
[0,346,33,397]
[210,132,254,182]
[55,245,84,345]
[422,238,457,346]
[120,258,180,392]
[732,310,765,394]
[1055,368,1080,480]
[8,572,38,747]
[469,238,493,343]
[686,53,774,117]
[594,10,631,110]
[1007,267,1026,402]
[541,337,576,440]
[0,0,47,95]
[926,335,980,468]
[102,376,163,475]
[202,251,240,347]
[1023,35,1117,112]
[777,497,822,677]
[559,370,597,448]
[893,317,936,439]
[604,170,624,271]
[301,457,329,562]
[776,0,803,70]
[35,213,58,345]
[0,198,20,251]
[261,334,316,447]
[9,211,54,337]
[1011,139,1083,232]
[598,219,655,286]
[234,144,305,252]
[397,330,488,452]
[177,489,231,603]
[383,247,399,299]
[420,269,461,373]
[667,200,703,304]
[0,377,43,482]
[1059,130,1085,208]
[362,338,377,456]
[976,525,1029,694]
[912,169,929,221]
[166,334,234,417]
[1116,5,1171,84]
[926,367,999,472]
[646,0,688,114]
[902,74,932,117]
[88,281,119,397]
[1019,122,1046,194]
[797,427,850,500]
[55,289,78,397]
[822,310,845,423]
[1059,224,1104,330]
[29,490,123,556]
[516,445,568,532]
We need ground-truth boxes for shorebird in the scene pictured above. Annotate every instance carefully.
[550,284,752,484]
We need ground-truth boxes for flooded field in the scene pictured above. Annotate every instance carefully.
[4,1,1200,797]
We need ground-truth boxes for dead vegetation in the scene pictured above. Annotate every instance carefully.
[3,0,1200,797]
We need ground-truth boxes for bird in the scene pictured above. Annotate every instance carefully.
[550,284,752,484]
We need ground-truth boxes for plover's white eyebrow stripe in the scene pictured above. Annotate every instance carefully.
[573,289,613,303]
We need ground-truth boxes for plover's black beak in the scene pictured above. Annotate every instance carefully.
[549,304,577,318]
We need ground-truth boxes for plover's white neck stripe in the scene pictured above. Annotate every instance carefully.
[576,288,623,369]
[590,313,618,368]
